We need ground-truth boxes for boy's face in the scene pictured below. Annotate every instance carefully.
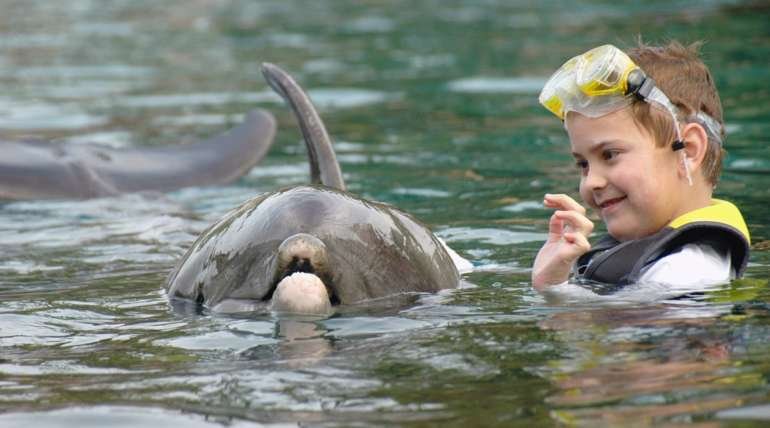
[566,108,684,241]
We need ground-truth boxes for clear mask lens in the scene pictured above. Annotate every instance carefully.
[586,47,634,95]
[539,44,637,118]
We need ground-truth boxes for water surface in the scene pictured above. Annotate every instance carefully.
[1,0,769,426]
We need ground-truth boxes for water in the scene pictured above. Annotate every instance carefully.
[1,0,769,426]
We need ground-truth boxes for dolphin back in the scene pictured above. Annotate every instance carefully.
[165,186,459,309]
[261,63,346,191]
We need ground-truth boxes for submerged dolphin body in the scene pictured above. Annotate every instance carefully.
[165,63,460,314]
[0,109,277,199]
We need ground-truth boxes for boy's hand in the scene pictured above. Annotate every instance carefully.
[532,193,594,291]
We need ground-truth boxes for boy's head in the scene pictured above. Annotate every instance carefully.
[626,41,724,186]
[539,41,725,186]
[539,41,724,240]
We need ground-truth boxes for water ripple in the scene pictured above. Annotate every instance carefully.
[13,65,155,80]
[0,100,107,131]
[447,76,547,94]
[441,226,546,245]
[116,91,279,109]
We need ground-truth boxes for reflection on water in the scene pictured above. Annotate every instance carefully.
[0,406,261,428]
[539,301,770,425]
[1,0,769,426]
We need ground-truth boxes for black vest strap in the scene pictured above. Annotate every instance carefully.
[575,222,749,293]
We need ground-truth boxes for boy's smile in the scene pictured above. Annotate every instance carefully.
[597,196,626,214]
[566,108,685,241]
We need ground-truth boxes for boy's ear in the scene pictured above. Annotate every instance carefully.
[679,122,709,172]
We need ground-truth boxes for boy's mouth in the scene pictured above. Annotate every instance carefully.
[597,196,626,211]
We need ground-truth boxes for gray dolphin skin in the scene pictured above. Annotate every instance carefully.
[165,63,459,313]
[0,109,276,200]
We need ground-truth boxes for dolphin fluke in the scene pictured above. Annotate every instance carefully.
[87,108,278,194]
[261,63,346,191]
[0,108,277,200]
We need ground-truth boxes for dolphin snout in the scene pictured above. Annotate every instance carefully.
[270,272,332,315]
[271,233,339,306]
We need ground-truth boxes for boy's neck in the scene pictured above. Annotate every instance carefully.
[673,178,714,219]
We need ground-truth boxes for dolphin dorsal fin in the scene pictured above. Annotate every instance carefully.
[261,63,346,191]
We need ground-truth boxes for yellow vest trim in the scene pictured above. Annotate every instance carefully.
[668,199,750,244]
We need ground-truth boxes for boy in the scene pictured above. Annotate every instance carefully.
[531,41,750,295]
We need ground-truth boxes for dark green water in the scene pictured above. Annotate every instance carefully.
[1,1,769,426]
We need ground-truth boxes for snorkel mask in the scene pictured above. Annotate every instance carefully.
[538,44,723,185]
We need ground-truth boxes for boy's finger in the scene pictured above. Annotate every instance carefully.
[554,210,594,236]
[545,193,584,213]
[547,213,565,237]
[563,232,591,254]
[544,193,586,215]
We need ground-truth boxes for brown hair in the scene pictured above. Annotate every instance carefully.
[626,40,725,185]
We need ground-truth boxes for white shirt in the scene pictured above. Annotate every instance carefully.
[637,243,732,289]
[541,243,732,302]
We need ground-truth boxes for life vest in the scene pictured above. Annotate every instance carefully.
[574,199,750,291]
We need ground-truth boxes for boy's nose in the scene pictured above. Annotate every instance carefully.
[583,167,607,190]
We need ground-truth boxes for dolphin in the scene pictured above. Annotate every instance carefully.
[165,63,463,315]
[0,109,276,200]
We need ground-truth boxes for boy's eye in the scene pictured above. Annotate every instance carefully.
[602,149,620,161]
[575,159,589,171]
